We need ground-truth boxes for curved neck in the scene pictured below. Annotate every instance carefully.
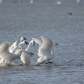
[25,42,31,52]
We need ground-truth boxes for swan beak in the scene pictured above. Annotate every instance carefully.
[24,37,27,40]
[25,41,29,44]
[31,53,34,56]
[56,43,58,46]
[33,41,35,46]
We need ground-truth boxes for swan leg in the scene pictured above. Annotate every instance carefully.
[45,60,48,64]
[48,62,53,63]
[18,63,23,66]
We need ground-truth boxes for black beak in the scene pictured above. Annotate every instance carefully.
[25,41,29,44]
[24,37,27,40]
[56,43,58,46]
[33,41,35,46]
[31,53,34,55]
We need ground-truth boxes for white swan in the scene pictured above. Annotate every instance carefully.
[20,51,34,65]
[20,40,35,65]
[9,37,27,52]
[14,41,28,54]
[0,42,23,64]
[32,36,58,65]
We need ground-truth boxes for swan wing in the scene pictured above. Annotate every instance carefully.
[41,36,53,48]
[14,48,21,54]
[0,42,10,55]
[38,36,53,56]
[9,40,19,51]
[32,38,42,47]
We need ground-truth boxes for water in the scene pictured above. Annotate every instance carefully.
[0,1,84,84]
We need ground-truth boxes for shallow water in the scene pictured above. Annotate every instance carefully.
[0,1,84,84]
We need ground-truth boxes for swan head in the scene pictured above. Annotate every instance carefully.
[20,41,29,45]
[32,41,35,46]
[30,40,35,46]
[53,42,58,46]
[20,37,27,42]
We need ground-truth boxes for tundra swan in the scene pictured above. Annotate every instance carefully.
[0,42,22,64]
[32,36,58,65]
[20,40,35,65]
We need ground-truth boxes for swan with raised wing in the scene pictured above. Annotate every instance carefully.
[0,42,23,64]
[32,36,58,65]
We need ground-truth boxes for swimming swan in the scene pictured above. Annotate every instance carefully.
[20,40,35,65]
[0,42,23,64]
[9,37,27,52]
[32,36,58,65]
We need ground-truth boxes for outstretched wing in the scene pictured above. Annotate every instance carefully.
[40,36,53,49]
[39,36,53,56]
[41,36,53,47]
[32,38,42,47]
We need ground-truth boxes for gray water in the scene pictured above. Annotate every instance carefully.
[0,1,84,84]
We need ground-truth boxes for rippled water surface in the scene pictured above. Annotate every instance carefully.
[0,1,84,84]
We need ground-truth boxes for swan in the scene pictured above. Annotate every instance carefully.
[9,37,27,52]
[0,42,23,64]
[32,36,58,65]
[20,51,34,65]
[14,41,28,54]
[20,40,35,65]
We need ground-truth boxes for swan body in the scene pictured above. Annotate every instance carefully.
[0,42,22,64]
[21,51,33,65]
[32,36,58,65]
[9,37,27,52]
[20,40,35,65]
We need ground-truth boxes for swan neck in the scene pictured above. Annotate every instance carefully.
[25,42,31,51]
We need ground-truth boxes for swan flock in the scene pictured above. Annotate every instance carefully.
[0,36,58,66]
